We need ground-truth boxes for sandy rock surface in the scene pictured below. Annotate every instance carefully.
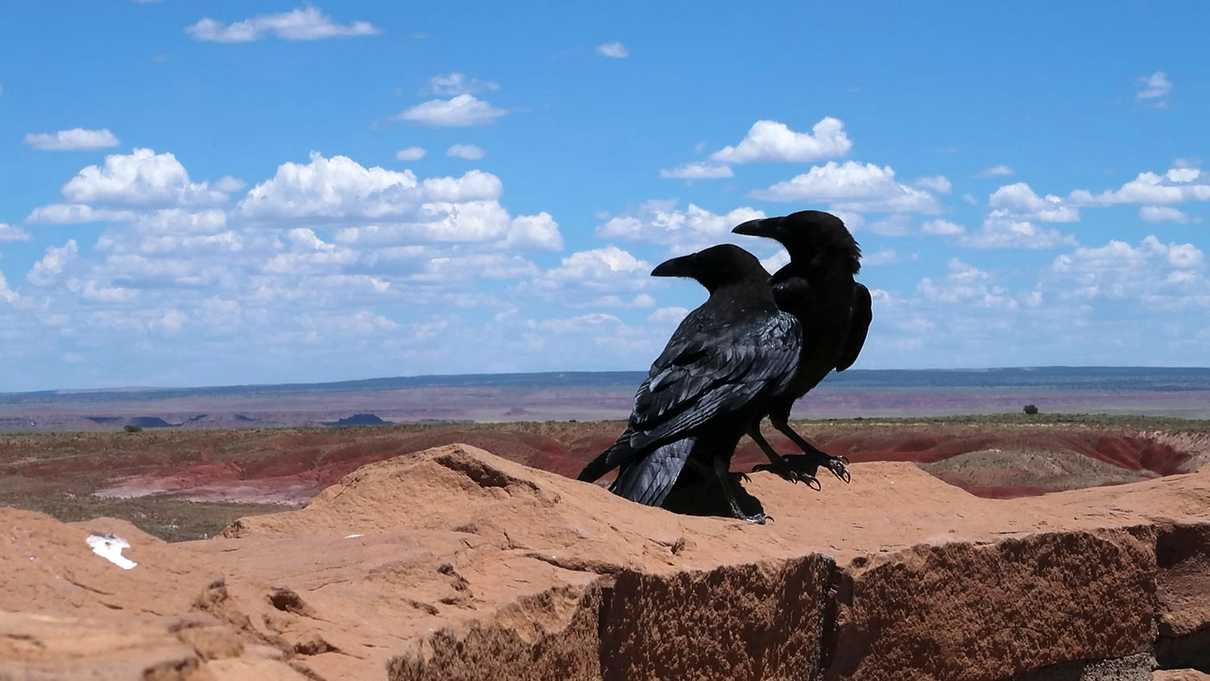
[2,443,1209,680]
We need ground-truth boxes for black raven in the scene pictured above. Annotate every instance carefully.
[732,210,872,484]
[576,244,802,523]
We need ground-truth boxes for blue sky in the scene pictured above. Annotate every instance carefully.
[1,2,1208,391]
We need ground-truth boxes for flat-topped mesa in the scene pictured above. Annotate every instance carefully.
[2,443,1210,680]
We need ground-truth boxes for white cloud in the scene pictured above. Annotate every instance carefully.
[23,128,119,151]
[1049,236,1205,304]
[28,240,79,287]
[506,212,563,250]
[395,147,427,161]
[659,162,733,180]
[541,246,650,292]
[1168,167,1201,183]
[238,152,499,222]
[711,118,851,164]
[648,306,689,324]
[918,259,1018,308]
[597,202,764,251]
[447,144,486,160]
[921,219,965,236]
[57,148,229,207]
[397,94,507,127]
[186,6,378,42]
[0,271,18,304]
[988,183,1079,222]
[0,223,31,242]
[426,73,499,96]
[1071,168,1210,206]
[26,204,137,224]
[1140,206,1190,223]
[976,165,1014,178]
[1136,71,1172,107]
[596,42,629,59]
[960,212,1077,250]
[914,176,952,194]
[760,249,790,274]
[753,161,939,213]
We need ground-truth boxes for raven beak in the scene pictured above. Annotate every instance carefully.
[651,254,695,278]
[732,217,779,238]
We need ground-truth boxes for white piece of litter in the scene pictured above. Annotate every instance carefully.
[344,533,364,539]
[86,533,137,570]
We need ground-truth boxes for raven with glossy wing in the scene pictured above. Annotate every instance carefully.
[732,210,872,485]
[576,244,802,523]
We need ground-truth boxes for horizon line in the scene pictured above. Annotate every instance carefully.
[6,364,1210,398]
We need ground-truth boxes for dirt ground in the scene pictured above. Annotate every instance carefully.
[0,414,1206,541]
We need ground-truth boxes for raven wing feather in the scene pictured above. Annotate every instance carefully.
[627,311,800,450]
[835,283,872,372]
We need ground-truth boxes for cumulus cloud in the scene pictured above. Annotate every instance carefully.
[55,148,230,208]
[23,128,119,151]
[918,259,1018,308]
[395,146,427,161]
[447,144,486,160]
[1140,205,1190,223]
[506,212,563,250]
[659,162,733,180]
[959,212,1077,250]
[186,6,378,42]
[0,271,18,304]
[1050,235,1205,304]
[1136,71,1172,107]
[596,42,629,58]
[597,202,764,251]
[28,240,79,286]
[426,72,499,96]
[397,94,508,127]
[988,182,1079,222]
[752,161,939,213]
[540,246,650,293]
[1070,168,1210,206]
[26,204,137,224]
[711,118,851,164]
[0,223,31,242]
[238,152,500,222]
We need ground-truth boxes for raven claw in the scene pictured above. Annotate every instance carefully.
[823,457,852,484]
[752,458,822,489]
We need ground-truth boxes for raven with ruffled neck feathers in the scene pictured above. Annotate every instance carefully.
[732,210,872,484]
[576,244,801,523]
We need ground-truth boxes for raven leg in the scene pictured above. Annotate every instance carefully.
[770,416,851,484]
[714,454,767,524]
[747,425,821,490]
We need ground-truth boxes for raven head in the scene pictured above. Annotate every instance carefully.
[651,244,768,292]
[733,210,862,275]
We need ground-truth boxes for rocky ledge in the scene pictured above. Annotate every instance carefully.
[2,443,1208,680]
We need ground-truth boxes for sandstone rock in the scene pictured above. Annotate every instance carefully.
[2,443,1210,680]
[1155,671,1210,681]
